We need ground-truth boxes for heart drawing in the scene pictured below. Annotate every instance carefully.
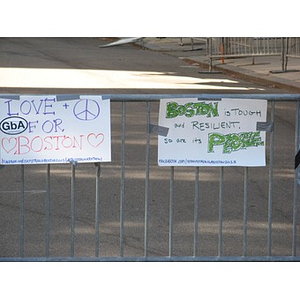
[87,133,105,148]
[1,137,18,153]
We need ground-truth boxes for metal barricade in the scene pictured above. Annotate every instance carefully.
[284,37,300,72]
[0,93,300,261]
[208,38,283,71]
[286,38,300,59]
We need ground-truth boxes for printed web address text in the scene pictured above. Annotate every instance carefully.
[159,158,237,165]
[1,156,103,165]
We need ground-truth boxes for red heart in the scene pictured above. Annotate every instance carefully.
[87,133,104,148]
[1,137,18,153]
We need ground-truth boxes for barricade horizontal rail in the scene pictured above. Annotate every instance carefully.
[2,93,300,101]
[0,93,299,262]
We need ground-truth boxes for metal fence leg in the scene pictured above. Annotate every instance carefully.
[209,38,213,72]
[281,37,285,72]
[70,161,77,257]
[194,167,199,257]
[144,101,150,257]
[218,167,224,257]
[169,166,174,257]
[95,162,101,257]
[293,100,300,256]
[268,101,275,256]
[285,37,289,72]
[46,164,51,257]
[20,165,25,258]
[243,167,249,257]
[120,101,126,257]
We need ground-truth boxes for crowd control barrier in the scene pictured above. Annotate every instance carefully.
[207,37,300,74]
[0,93,299,261]
[284,37,300,72]
[208,37,283,71]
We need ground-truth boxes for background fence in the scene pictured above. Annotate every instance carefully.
[285,37,300,71]
[207,37,300,73]
[0,93,300,261]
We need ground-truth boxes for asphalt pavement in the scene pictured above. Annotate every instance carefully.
[1,37,298,95]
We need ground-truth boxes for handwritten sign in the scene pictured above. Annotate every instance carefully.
[158,98,268,167]
[0,95,111,165]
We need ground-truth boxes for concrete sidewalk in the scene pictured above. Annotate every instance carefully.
[140,37,300,93]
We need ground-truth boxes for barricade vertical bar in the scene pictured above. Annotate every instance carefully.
[71,162,77,257]
[144,101,150,257]
[243,167,249,256]
[20,165,25,258]
[285,38,289,72]
[209,38,213,72]
[120,102,126,257]
[268,101,275,256]
[293,100,300,256]
[169,166,174,257]
[95,163,101,257]
[251,38,255,64]
[281,38,285,72]
[218,167,224,257]
[194,167,199,257]
[46,164,50,257]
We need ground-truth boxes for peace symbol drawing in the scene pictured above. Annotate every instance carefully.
[73,99,100,121]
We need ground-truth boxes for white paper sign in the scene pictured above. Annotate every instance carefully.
[0,95,111,165]
[158,98,268,167]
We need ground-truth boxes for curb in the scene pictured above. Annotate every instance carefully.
[181,58,300,94]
